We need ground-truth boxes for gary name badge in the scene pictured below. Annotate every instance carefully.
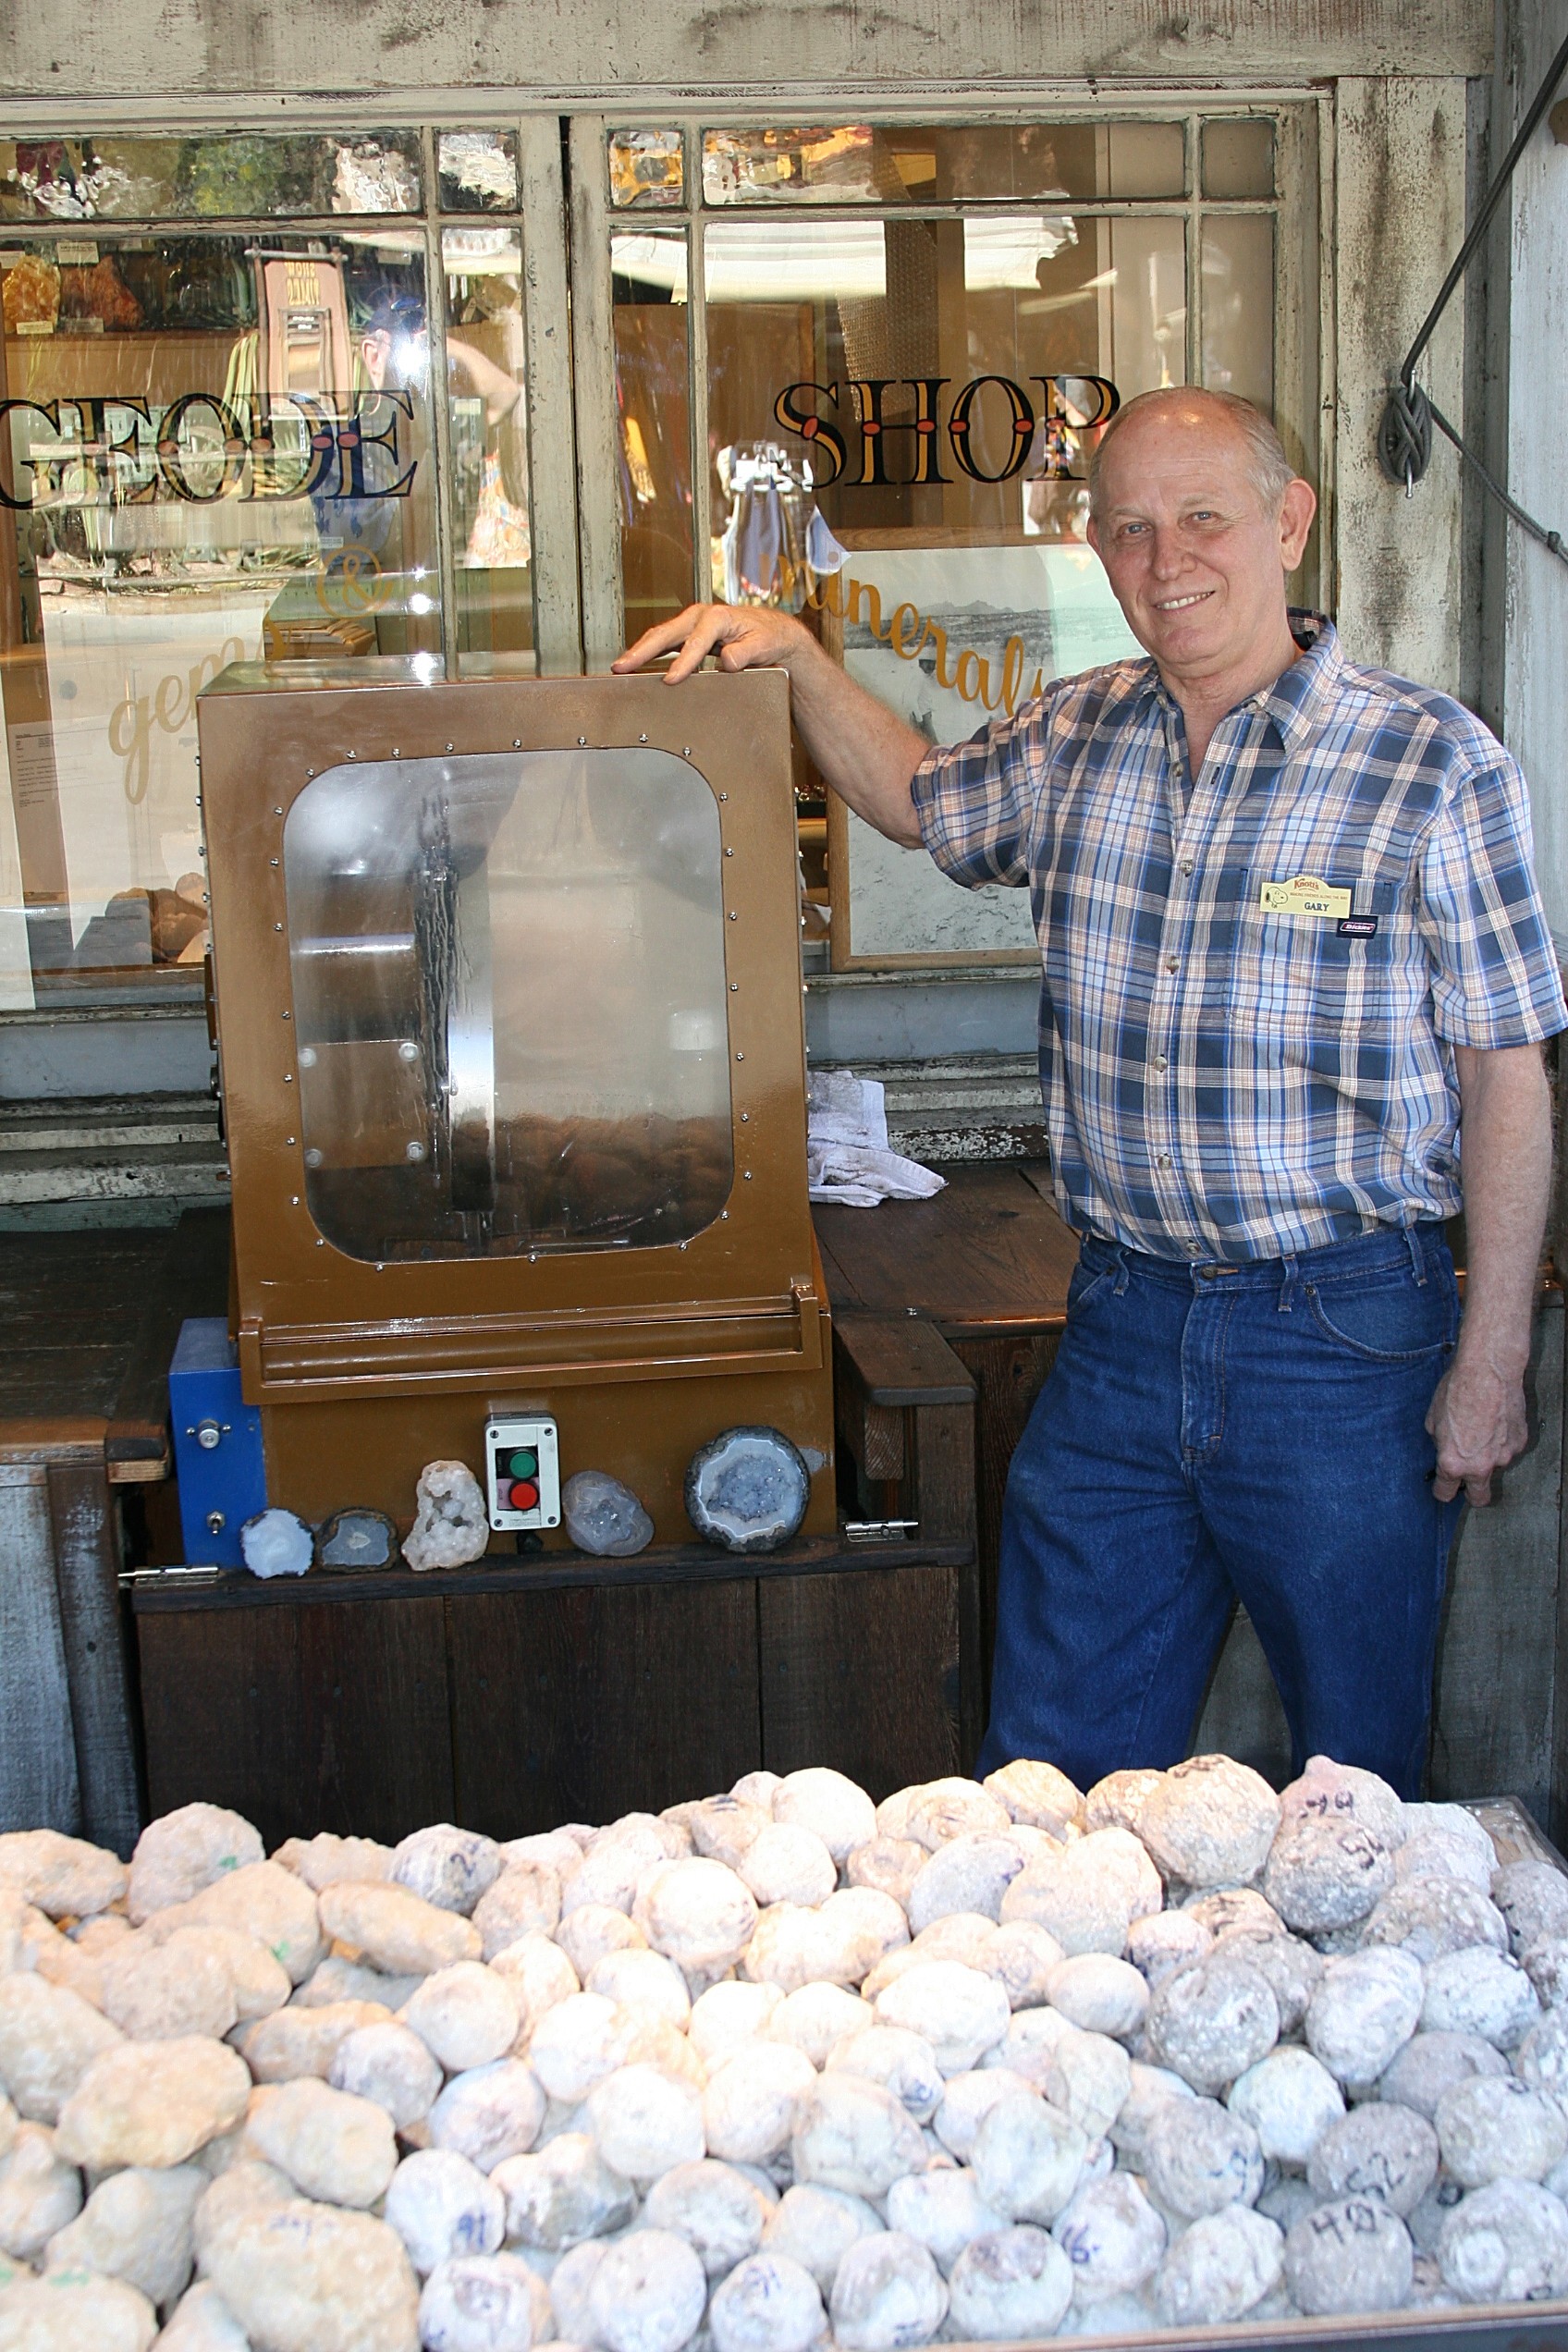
[1259,874,1353,920]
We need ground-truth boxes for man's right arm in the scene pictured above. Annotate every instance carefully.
[613,603,927,849]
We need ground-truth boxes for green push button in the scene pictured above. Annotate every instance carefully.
[508,1448,539,1479]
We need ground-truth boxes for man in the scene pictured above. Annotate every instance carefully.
[615,388,1565,1798]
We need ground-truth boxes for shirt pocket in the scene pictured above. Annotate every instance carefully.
[1227,877,1402,1048]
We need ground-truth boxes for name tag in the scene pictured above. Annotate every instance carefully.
[1259,874,1353,921]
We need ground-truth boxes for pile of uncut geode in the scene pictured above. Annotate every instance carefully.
[3,1757,1568,2352]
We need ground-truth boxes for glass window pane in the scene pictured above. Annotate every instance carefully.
[437,131,520,214]
[1202,214,1273,410]
[0,135,423,222]
[701,122,1185,206]
[0,231,438,1000]
[704,211,1186,576]
[443,226,533,671]
[1101,123,1187,199]
[285,748,733,1260]
[609,131,684,210]
[1202,118,1275,201]
[612,230,693,635]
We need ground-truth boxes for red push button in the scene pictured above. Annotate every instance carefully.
[508,1479,540,1512]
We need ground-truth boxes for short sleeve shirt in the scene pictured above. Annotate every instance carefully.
[910,615,1566,1260]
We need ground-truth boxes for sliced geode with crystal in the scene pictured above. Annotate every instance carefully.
[404,1461,489,1572]
[685,1427,810,1555]
[315,1510,400,1574]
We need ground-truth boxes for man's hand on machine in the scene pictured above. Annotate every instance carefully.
[614,602,814,685]
[615,601,930,850]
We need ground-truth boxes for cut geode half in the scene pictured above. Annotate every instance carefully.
[315,1509,400,1574]
[685,1427,811,1555]
[239,1508,313,1580]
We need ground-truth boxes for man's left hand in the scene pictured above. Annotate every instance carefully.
[1426,1348,1529,1505]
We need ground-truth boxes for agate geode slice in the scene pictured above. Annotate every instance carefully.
[315,1508,401,1574]
[684,1426,810,1554]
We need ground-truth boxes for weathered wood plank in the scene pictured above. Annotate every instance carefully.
[108,1206,231,1466]
[760,1562,960,1795]
[0,1465,80,1834]
[1433,1298,1563,1821]
[0,2,1490,100]
[950,1330,1060,1727]
[814,1166,1077,1339]
[137,1596,453,1849]
[47,1463,142,1857]
[447,1581,761,1836]
[127,1532,969,1611]
[1333,76,1471,691]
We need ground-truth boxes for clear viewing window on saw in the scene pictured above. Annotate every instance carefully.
[283,747,734,1261]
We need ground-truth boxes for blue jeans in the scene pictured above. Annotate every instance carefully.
[976,1222,1464,1799]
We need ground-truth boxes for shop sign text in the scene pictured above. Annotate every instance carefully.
[773,374,1120,487]
[0,393,419,509]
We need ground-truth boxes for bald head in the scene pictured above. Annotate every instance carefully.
[1088,389,1298,521]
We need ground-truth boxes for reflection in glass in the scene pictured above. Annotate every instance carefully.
[0,134,423,222]
[285,749,733,1261]
[1202,215,1273,410]
[701,122,1186,206]
[0,233,438,998]
[437,131,521,214]
[609,131,684,210]
[612,232,692,635]
[1202,118,1275,201]
[703,212,1186,582]
[442,227,533,668]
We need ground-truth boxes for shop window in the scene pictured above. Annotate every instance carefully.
[609,132,684,211]
[437,132,520,214]
[0,133,423,222]
[611,230,694,638]
[699,122,1186,206]
[0,133,538,1011]
[1202,215,1274,408]
[608,111,1305,968]
[1202,117,1275,201]
[443,224,533,664]
[285,746,733,1262]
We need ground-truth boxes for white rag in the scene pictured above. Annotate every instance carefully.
[806,1070,948,1208]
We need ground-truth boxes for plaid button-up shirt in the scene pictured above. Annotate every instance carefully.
[911,615,1566,1261]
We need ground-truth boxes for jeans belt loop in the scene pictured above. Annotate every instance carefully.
[1112,1246,1130,1298]
[1279,1250,1298,1313]
[1405,1226,1427,1284]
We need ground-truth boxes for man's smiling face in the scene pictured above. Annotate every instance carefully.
[1086,398,1315,690]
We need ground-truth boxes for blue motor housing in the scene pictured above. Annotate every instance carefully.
[168,1317,267,1568]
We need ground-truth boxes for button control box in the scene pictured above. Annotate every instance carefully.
[484,1416,561,1532]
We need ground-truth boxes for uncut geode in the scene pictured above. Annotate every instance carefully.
[1262,1819,1393,1934]
[1137,1758,1280,1891]
[563,1471,655,1560]
[685,1428,811,1555]
[1145,1956,1280,2095]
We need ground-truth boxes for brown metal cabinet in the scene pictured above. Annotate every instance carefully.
[127,665,980,1842]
